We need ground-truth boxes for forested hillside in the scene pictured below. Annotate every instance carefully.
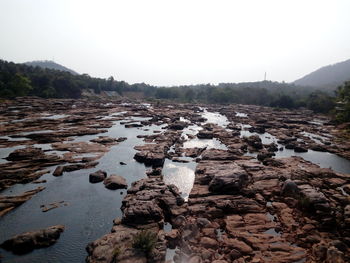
[0,59,152,98]
[294,59,350,89]
[0,59,338,114]
[25,60,78,75]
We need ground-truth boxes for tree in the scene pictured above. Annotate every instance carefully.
[7,73,32,97]
[306,91,335,113]
[335,81,350,123]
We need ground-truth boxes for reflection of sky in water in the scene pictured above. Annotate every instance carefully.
[0,112,164,263]
[40,114,69,120]
[202,110,229,127]
[240,129,350,174]
[301,131,331,145]
[183,137,227,150]
[163,160,196,201]
[235,112,248,117]
[240,130,276,144]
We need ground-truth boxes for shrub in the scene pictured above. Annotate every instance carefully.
[132,230,158,255]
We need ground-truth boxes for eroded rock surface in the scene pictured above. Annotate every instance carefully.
[1,225,64,254]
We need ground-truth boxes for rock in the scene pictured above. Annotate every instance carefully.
[281,179,300,198]
[0,187,45,217]
[201,149,239,161]
[243,135,263,150]
[326,246,345,263]
[134,151,165,167]
[53,165,64,176]
[257,152,275,162]
[208,166,249,193]
[294,145,308,153]
[197,130,213,139]
[196,218,211,228]
[63,161,99,172]
[104,175,127,190]
[249,126,265,134]
[188,255,202,263]
[89,170,107,183]
[200,237,218,249]
[125,123,143,128]
[86,225,147,263]
[168,121,187,130]
[165,230,179,249]
[6,147,43,161]
[90,136,119,145]
[1,225,64,254]
[285,143,296,149]
[311,144,327,152]
[222,237,253,255]
[121,178,184,226]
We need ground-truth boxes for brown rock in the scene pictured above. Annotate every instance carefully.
[104,175,127,190]
[1,225,64,254]
[199,237,218,249]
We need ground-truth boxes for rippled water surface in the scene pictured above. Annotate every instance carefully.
[1,108,350,263]
[0,117,162,263]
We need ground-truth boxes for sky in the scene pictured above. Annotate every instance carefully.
[0,0,349,86]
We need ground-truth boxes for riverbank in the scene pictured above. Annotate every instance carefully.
[0,97,349,262]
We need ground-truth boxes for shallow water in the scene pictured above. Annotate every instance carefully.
[202,109,229,127]
[163,159,196,201]
[240,129,350,174]
[1,108,349,263]
[0,116,162,263]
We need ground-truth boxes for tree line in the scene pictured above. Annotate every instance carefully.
[0,59,349,123]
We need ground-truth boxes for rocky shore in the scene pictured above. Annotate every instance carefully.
[0,97,349,262]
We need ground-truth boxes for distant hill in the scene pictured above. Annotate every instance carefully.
[294,58,350,89]
[24,60,78,75]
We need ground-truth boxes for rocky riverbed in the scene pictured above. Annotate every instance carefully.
[0,97,349,262]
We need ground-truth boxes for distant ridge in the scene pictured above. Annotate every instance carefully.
[24,60,78,75]
[294,58,350,88]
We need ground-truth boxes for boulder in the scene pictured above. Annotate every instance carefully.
[294,145,308,153]
[244,135,263,150]
[197,130,214,139]
[1,225,64,254]
[89,170,107,183]
[53,166,64,176]
[168,121,187,130]
[104,175,127,190]
[281,179,300,198]
[6,147,43,161]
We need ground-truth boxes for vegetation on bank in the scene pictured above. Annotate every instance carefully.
[1,59,349,123]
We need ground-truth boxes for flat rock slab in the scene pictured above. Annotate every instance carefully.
[1,225,64,254]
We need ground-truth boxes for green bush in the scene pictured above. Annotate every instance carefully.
[132,230,158,255]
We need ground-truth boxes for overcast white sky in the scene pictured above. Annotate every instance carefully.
[0,0,349,86]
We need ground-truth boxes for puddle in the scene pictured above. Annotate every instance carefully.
[165,248,176,263]
[235,112,248,117]
[183,137,227,150]
[163,222,172,232]
[40,114,69,120]
[163,160,196,201]
[202,109,229,127]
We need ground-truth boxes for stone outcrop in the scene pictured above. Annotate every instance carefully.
[89,170,107,183]
[104,175,127,190]
[1,225,64,254]
[87,177,185,263]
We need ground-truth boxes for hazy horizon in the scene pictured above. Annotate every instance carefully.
[1,0,350,86]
